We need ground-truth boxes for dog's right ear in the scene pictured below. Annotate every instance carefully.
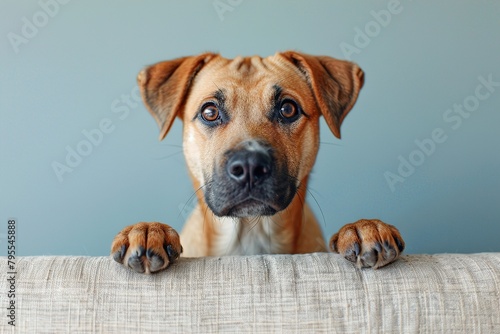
[137,53,217,140]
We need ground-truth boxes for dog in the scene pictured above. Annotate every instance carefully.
[111,51,405,274]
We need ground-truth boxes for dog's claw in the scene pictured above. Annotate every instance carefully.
[344,242,360,263]
[146,248,166,273]
[128,248,145,273]
[330,219,404,269]
[165,244,181,261]
[112,244,127,264]
[394,236,405,252]
[111,222,182,274]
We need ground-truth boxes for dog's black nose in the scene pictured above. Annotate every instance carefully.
[226,149,272,189]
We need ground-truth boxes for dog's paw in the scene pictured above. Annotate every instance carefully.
[110,222,183,274]
[329,219,404,269]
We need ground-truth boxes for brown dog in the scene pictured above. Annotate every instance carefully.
[111,51,405,274]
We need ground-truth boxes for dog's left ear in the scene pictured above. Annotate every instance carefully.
[137,53,217,140]
[280,52,364,138]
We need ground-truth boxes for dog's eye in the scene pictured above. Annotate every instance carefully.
[279,100,300,122]
[201,104,220,122]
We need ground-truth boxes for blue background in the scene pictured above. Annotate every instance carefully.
[1,0,499,256]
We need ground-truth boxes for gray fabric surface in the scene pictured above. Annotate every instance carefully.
[1,253,499,333]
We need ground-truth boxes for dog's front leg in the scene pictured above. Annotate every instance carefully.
[330,219,405,269]
[111,222,183,274]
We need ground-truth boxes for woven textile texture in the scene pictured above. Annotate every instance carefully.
[1,253,499,333]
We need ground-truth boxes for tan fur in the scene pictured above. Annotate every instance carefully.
[110,51,404,273]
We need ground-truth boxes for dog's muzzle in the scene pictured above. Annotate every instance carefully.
[204,140,297,217]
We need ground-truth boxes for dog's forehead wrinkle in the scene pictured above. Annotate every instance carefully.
[227,55,269,74]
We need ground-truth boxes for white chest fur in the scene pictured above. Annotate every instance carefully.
[212,216,295,256]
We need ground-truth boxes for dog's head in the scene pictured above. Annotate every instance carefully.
[138,52,364,217]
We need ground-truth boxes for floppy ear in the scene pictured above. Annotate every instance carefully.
[280,51,364,138]
[137,53,217,140]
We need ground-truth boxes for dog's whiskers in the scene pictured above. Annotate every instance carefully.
[294,190,307,224]
[152,151,183,160]
[283,172,326,229]
[319,141,342,147]
[305,188,327,229]
[162,143,184,148]
[177,182,211,221]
